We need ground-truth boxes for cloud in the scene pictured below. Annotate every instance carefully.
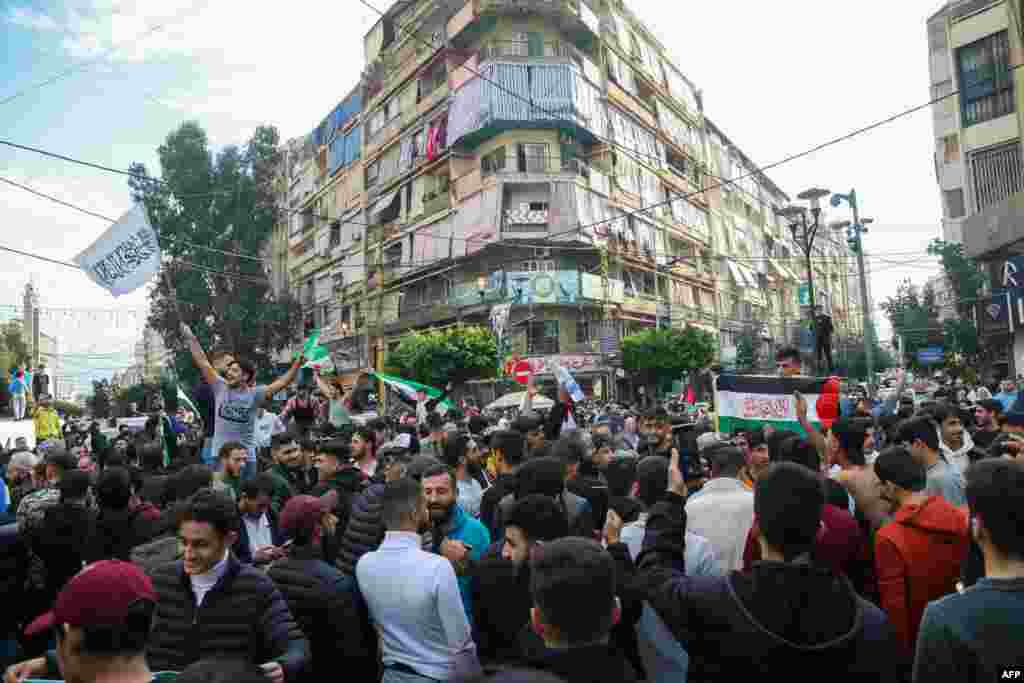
[6,6,61,31]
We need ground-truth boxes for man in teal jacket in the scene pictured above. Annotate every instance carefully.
[421,463,491,621]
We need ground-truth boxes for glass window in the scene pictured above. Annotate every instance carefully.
[519,143,548,173]
[958,30,1014,127]
[482,146,507,175]
[527,320,559,354]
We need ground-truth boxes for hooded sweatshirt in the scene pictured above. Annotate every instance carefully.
[874,495,968,654]
[632,493,902,682]
[938,428,974,474]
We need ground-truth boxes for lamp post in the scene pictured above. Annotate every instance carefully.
[775,187,830,374]
[831,189,874,393]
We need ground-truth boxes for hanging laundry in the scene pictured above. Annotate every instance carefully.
[426,124,438,161]
[435,113,448,150]
[399,136,414,170]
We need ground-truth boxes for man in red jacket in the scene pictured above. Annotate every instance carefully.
[873,446,968,656]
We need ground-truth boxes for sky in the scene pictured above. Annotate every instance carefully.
[0,0,945,384]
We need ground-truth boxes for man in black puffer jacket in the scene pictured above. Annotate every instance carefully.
[269,496,377,681]
[334,481,385,575]
[147,490,308,679]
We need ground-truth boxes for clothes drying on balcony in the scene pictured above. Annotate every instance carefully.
[447,63,603,147]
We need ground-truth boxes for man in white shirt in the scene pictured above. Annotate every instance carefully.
[255,407,284,451]
[357,477,482,682]
[684,443,755,573]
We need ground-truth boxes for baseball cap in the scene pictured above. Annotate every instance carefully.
[25,560,156,636]
[279,495,331,537]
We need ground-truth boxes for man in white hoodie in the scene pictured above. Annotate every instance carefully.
[931,403,974,474]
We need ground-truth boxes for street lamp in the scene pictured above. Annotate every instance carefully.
[831,189,875,392]
[775,187,830,373]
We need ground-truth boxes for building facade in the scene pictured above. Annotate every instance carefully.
[930,0,1024,376]
[274,0,867,397]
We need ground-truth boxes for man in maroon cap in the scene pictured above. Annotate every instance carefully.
[4,560,156,683]
[268,495,377,681]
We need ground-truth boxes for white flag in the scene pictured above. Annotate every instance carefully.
[74,205,161,297]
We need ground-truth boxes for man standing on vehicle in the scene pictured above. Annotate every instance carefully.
[181,323,304,481]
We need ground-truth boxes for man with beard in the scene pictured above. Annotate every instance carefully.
[872,447,968,659]
[182,323,304,481]
[421,464,491,620]
[472,494,568,665]
[350,427,378,480]
[212,442,247,502]
[928,403,975,474]
[266,433,308,514]
[898,417,966,508]
[236,474,285,566]
[971,399,1003,450]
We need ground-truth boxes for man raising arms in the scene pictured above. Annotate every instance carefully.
[181,323,303,480]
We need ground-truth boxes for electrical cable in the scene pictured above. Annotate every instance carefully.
[0,0,210,108]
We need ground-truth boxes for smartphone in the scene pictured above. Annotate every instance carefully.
[281,539,295,549]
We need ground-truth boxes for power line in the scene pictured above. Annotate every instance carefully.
[0,0,209,107]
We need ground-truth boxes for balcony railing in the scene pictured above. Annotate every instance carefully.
[478,40,575,61]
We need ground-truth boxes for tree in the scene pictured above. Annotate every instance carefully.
[927,239,988,318]
[879,279,942,367]
[386,326,498,387]
[129,122,300,389]
[0,321,30,373]
[734,329,757,374]
[622,326,717,397]
[87,379,112,418]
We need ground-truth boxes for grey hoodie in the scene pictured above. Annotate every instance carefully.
[939,428,974,474]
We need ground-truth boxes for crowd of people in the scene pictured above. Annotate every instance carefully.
[0,342,1021,683]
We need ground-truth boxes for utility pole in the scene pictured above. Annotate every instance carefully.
[832,190,874,394]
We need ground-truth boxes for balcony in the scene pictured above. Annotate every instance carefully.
[478,39,576,63]
[422,190,452,216]
[450,0,599,50]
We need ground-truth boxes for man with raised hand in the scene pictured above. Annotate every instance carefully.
[181,323,303,480]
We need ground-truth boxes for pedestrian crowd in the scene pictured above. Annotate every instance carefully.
[0,343,1021,683]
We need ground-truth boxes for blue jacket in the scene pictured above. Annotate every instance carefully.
[432,502,491,620]
[7,378,27,396]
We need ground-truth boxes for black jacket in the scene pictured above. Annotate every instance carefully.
[148,556,308,679]
[544,401,572,442]
[471,557,545,665]
[85,506,153,564]
[628,492,904,682]
[479,473,516,539]
[267,545,378,681]
[32,502,95,599]
[236,508,284,565]
[567,467,608,535]
[335,482,386,575]
[527,644,640,683]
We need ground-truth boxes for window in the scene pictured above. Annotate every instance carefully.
[518,143,548,173]
[529,202,549,212]
[944,189,966,219]
[970,141,1024,211]
[330,221,341,247]
[384,241,402,267]
[482,146,507,175]
[958,31,1014,127]
[943,134,960,163]
[367,160,380,187]
[522,259,555,272]
[418,59,447,101]
[527,320,559,354]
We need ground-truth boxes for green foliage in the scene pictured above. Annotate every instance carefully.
[386,326,498,387]
[87,379,112,418]
[622,326,717,378]
[735,331,757,373]
[879,279,941,366]
[942,317,979,357]
[54,401,84,418]
[927,239,988,316]
[0,321,31,375]
[129,122,300,388]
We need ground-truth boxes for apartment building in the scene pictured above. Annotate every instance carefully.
[930,0,1024,375]
[279,0,867,395]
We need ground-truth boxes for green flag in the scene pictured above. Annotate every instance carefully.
[177,385,199,416]
[301,330,334,372]
[371,372,453,410]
